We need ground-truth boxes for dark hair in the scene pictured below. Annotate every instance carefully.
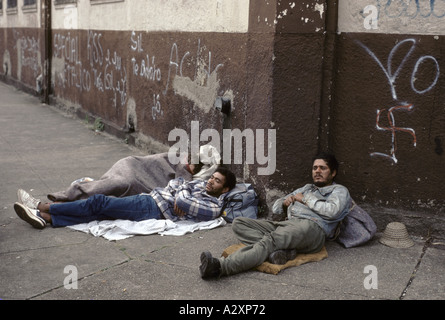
[313,151,339,173]
[187,153,204,174]
[191,162,204,175]
[214,166,236,190]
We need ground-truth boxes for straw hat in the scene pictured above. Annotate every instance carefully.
[379,222,414,248]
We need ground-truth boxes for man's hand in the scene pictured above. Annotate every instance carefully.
[174,201,187,217]
[283,193,305,207]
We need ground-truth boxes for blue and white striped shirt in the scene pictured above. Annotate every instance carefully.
[150,178,226,222]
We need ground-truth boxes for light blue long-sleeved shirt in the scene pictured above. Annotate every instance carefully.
[272,183,352,238]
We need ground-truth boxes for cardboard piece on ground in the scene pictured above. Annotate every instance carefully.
[221,243,328,275]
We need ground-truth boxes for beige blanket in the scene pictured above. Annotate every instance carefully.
[221,243,328,275]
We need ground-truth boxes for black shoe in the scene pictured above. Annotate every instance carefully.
[199,251,222,279]
[268,249,297,265]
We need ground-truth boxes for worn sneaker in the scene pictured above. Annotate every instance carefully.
[199,251,222,279]
[268,249,298,265]
[14,202,46,229]
[17,189,41,210]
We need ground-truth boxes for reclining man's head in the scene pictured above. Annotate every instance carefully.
[205,167,236,197]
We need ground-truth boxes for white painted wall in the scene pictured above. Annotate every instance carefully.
[53,0,250,32]
[339,0,445,35]
[0,0,40,28]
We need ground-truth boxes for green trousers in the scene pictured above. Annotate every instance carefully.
[219,217,325,276]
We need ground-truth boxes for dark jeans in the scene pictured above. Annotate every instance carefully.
[49,194,162,227]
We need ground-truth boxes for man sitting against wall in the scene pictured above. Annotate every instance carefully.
[199,152,352,279]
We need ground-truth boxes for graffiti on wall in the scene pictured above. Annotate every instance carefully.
[362,1,445,30]
[375,0,445,19]
[372,103,417,163]
[131,32,224,120]
[53,30,224,122]
[53,31,128,109]
[356,38,439,163]
[163,38,224,114]
[13,30,41,80]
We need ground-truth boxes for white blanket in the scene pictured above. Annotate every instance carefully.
[67,217,227,241]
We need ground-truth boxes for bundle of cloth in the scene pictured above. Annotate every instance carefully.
[48,145,221,202]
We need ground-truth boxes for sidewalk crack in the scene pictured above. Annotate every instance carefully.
[399,235,433,300]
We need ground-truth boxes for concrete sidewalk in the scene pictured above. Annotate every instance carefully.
[0,82,444,303]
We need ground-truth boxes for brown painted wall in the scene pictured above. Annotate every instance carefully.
[50,29,266,156]
[51,30,236,136]
[0,28,43,93]
[332,33,445,212]
[264,1,329,214]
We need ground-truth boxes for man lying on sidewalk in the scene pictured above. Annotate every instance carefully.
[38,145,220,204]
[45,152,203,203]
[199,152,352,279]
[14,167,236,229]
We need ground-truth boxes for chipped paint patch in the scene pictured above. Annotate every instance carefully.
[314,3,325,19]
[173,70,220,113]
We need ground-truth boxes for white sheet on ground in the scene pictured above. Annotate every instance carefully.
[67,217,226,241]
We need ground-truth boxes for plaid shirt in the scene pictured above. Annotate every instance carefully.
[150,178,226,222]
